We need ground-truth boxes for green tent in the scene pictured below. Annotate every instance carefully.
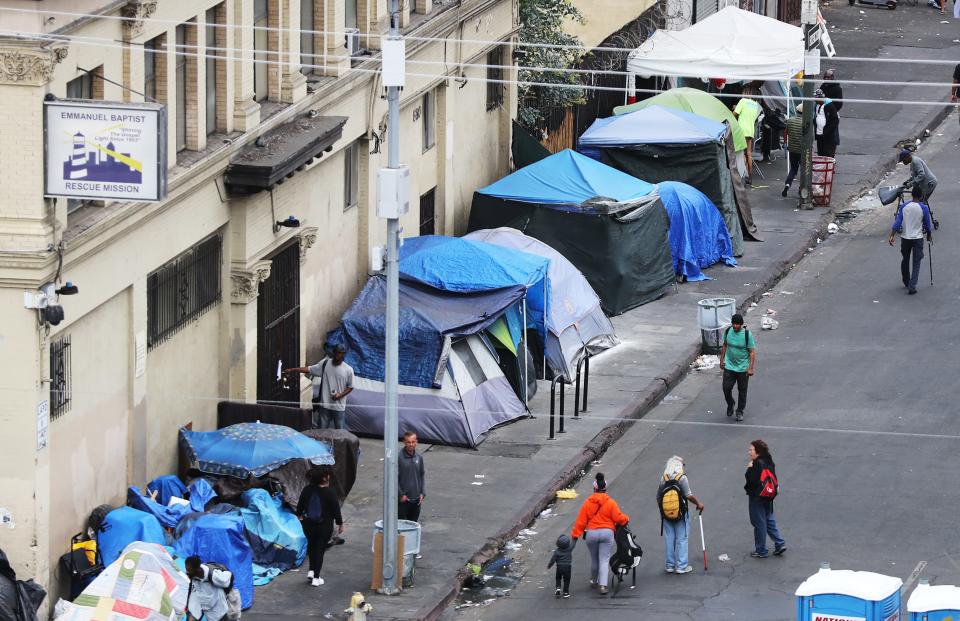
[613,88,747,152]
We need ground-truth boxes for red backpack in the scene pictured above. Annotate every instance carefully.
[758,464,778,500]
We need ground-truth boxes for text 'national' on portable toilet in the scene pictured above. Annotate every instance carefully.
[908,580,960,621]
[796,564,903,621]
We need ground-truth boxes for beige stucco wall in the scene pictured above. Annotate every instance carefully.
[567,0,660,48]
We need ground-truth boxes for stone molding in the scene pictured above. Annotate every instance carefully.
[230,259,272,304]
[297,227,318,266]
[121,0,159,39]
[0,45,68,86]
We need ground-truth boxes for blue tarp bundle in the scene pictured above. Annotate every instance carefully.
[476,149,654,206]
[126,486,189,529]
[188,478,218,513]
[174,513,254,609]
[238,489,306,581]
[97,506,166,566]
[146,475,187,506]
[579,106,727,159]
[329,275,525,388]
[657,181,737,281]
[399,235,550,344]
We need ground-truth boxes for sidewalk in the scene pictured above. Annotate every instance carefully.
[243,8,958,619]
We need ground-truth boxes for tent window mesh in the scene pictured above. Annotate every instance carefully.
[452,340,487,386]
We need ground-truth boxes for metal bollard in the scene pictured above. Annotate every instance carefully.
[549,376,563,440]
[346,592,373,621]
[582,354,590,413]
[558,379,566,434]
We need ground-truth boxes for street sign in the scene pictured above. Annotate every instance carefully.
[37,400,48,451]
[805,25,822,50]
[805,50,821,76]
[801,0,818,23]
[819,24,836,57]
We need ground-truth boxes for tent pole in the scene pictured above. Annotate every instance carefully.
[542,278,548,380]
[522,297,528,407]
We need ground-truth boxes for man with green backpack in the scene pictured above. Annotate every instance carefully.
[657,456,704,575]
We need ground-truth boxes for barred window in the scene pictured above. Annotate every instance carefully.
[147,234,222,348]
[50,336,72,420]
[486,48,504,110]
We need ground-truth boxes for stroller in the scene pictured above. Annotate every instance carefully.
[608,524,642,594]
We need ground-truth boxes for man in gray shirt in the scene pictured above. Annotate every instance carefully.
[398,431,426,522]
[285,344,355,429]
[899,150,939,229]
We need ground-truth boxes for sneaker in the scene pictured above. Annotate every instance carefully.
[306,570,314,580]
[599,585,609,595]
[736,411,744,422]
[774,546,787,556]
[555,589,561,598]
[311,577,324,586]
[781,184,789,197]
[726,405,734,418]
[909,288,918,295]
[563,593,571,599]
[676,566,694,574]
[665,566,675,573]
[589,580,598,589]
[750,551,769,559]
[934,219,940,230]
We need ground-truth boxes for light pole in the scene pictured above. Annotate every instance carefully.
[799,0,818,210]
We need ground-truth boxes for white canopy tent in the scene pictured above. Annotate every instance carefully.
[627,7,804,83]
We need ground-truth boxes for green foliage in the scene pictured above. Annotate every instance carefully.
[516,0,586,130]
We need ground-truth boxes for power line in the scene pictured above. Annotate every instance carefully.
[7,28,959,108]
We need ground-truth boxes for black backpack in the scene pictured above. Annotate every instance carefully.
[608,524,642,590]
[725,326,751,349]
[304,488,325,522]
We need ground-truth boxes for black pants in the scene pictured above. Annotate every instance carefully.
[722,369,749,412]
[816,138,836,158]
[900,238,925,291]
[785,152,801,187]
[398,499,422,522]
[303,519,334,574]
[555,565,571,593]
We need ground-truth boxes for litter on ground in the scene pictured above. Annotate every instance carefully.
[691,355,720,371]
[555,488,578,500]
[761,316,779,330]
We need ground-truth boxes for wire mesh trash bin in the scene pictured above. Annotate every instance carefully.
[907,581,960,620]
[697,297,736,355]
[812,156,836,207]
[372,519,421,587]
[795,565,902,621]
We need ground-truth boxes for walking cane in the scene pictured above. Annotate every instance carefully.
[698,510,708,572]
[929,240,934,286]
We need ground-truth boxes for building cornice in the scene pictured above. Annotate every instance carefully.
[0,44,68,86]
[230,260,272,305]
[121,0,159,40]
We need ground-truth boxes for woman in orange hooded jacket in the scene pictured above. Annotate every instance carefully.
[570,472,629,594]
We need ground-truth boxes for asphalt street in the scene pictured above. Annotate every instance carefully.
[449,97,960,621]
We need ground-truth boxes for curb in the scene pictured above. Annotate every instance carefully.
[414,105,955,621]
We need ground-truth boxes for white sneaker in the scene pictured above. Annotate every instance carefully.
[306,570,315,580]
[311,577,324,586]
[676,566,693,574]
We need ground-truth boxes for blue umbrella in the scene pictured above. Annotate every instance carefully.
[179,422,335,479]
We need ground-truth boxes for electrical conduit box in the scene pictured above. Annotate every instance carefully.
[796,566,902,621]
[907,582,960,620]
[377,166,410,219]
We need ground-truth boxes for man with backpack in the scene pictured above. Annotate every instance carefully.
[657,456,704,575]
[185,556,241,621]
[720,313,756,423]
[744,440,786,558]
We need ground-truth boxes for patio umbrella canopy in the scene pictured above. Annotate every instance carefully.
[179,422,335,479]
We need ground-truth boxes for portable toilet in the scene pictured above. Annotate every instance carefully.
[907,580,960,620]
[796,564,902,621]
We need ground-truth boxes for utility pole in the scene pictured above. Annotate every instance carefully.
[377,0,408,595]
[799,0,819,210]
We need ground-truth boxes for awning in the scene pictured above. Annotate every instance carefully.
[225,113,348,195]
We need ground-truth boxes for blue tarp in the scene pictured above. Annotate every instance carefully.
[238,489,306,581]
[399,235,550,344]
[127,486,189,529]
[179,422,335,479]
[476,149,654,206]
[188,478,218,513]
[657,181,737,281]
[329,275,524,388]
[578,106,727,160]
[174,513,254,609]
[97,506,166,566]
[146,475,187,506]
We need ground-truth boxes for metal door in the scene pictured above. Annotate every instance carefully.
[257,240,300,405]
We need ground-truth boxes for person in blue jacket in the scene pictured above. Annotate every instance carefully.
[888,185,933,295]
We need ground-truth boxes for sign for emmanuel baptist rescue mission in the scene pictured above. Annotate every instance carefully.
[44,100,167,202]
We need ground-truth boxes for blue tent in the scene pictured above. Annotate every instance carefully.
[174,513,254,609]
[126,486,189,529]
[238,489,306,578]
[399,235,550,346]
[579,106,727,156]
[657,181,737,281]
[97,506,166,566]
[146,475,187,506]
[477,148,654,206]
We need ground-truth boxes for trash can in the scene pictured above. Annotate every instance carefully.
[812,156,836,207]
[795,564,902,621]
[372,519,421,587]
[697,297,736,355]
[907,580,960,620]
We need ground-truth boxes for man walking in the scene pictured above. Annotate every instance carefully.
[398,431,426,522]
[734,89,762,184]
[888,186,933,295]
[285,344,354,429]
[899,150,939,230]
[720,313,755,423]
[781,103,805,197]
[657,456,704,575]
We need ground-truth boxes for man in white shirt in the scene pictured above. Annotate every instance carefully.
[285,344,355,429]
[888,186,933,295]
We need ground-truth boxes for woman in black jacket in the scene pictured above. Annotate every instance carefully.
[744,439,786,558]
[297,469,344,587]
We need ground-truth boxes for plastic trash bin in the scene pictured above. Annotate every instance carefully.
[372,519,421,586]
[812,156,836,207]
[697,297,736,355]
[796,564,902,621]
[907,581,960,620]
